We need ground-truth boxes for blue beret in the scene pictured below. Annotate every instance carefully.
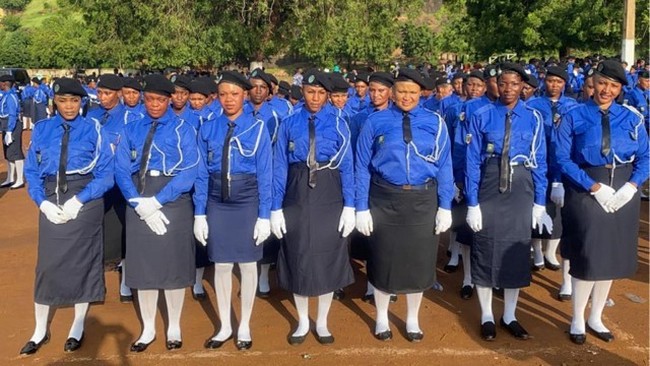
[53,78,87,97]
[484,64,499,79]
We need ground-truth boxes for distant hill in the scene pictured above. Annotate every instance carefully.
[0,0,79,29]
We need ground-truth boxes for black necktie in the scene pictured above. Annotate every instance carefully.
[402,111,412,144]
[221,122,236,201]
[600,109,611,157]
[551,101,559,125]
[499,111,513,193]
[100,112,109,126]
[137,120,159,194]
[58,123,70,193]
[307,115,317,189]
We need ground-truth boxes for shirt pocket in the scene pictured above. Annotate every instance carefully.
[612,121,640,159]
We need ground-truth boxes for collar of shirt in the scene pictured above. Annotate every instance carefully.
[493,99,527,118]
[299,103,332,123]
[585,99,624,118]
[392,103,424,118]
[55,114,84,130]
[107,103,126,118]
[143,108,175,126]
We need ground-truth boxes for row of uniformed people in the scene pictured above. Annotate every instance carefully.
[0,75,25,190]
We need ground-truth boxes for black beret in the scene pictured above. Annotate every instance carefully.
[188,80,211,97]
[250,68,273,89]
[638,69,649,79]
[421,76,435,90]
[142,74,176,97]
[218,71,252,90]
[53,78,87,97]
[171,74,192,91]
[545,66,569,83]
[537,67,547,74]
[346,73,356,83]
[31,77,41,84]
[355,73,370,85]
[290,85,303,100]
[302,69,332,92]
[394,68,427,89]
[525,76,539,88]
[86,76,97,83]
[278,81,291,94]
[452,72,467,81]
[434,77,451,88]
[584,68,595,79]
[268,74,279,86]
[97,74,123,90]
[484,64,499,79]
[122,77,142,91]
[329,73,350,93]
[369,72,394,87]
[0,74,15,82]
[467,70,485,82]
[197,76,218,94]
[498,62,530,82]
[595,60,627,85]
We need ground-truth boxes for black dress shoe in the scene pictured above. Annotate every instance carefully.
[443,264,458,273]
[236,340,252,350]
[374,330,392,341]
[10,183,25,190]
[361,294,374,303]
[544,258,561,271]
[130,338,155,353]
[460,285,474,300]
[20,334,50,355]
[120,294,133,303]
[205,335,232,349]
[288,333,307,345]
[257,290,270,299]
[500,318,529,340]
[0,181,14,188]
[64,334,83,352]
[557,293,571,302]
[406,331,424,342]
[569,333,586,345]
[333,288,345,300]
[389,294,398,303]
[192,291,207,301]
[166,340,182,350]
[532,264,545,271]
[587,325,614,342]
[480,321,496,341]
[316,334,334,345]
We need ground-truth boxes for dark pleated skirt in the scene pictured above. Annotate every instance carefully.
[277,165,354,297]
[102,185,126,262]
[34,103,48,123]
[471,161,534,289]
[367,176,439,294]
[125,175,195,289]
[2,120,24,161]
[206,173,262,263]
[561,165,640,280]
[35,176,105,306]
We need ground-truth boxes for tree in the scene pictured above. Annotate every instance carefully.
[0,0,31,13]
[0,29,31,66]
[401,22,437,62]
[28,13,96,68]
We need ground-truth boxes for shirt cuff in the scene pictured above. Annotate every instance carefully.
[466,196,478,207]
[76,189,91,204]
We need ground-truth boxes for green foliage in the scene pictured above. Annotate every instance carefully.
[27,13,95,68]
[1,14,21,31]
[0,0,31,12]
[401,22,436,62]
[0,29,30,66]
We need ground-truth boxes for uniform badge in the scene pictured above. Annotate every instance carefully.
[596,63,604,72]
[308,75,315,83]
[459,112,466,122]
[641,106,646,112]
[54,84,60,93]
[377,135,384,145]
[171,75,177,83]
[465,133,472,144]
[623,99,629,105]
[489,69,497,77]
[288,141,295,152]
[251,70,258,77]
[216,75,222,83]
[553,113,561,124]
[130,149,137,161]
[486,142,494,153]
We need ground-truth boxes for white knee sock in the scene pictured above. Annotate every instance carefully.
[476,285,494,324]
[213,263,234,341]
[120,260,131,296]
[194,267,205,295]
[374,288,391,333]
[531,239,544,266]
[67,303,89,340]
[559,259,572,295]
[447,234,460,266]
[544,239,560,265]
[292,294,309,337]
[587,280,613,333]
[136,289,158,344]
[460,244,473,287]
[365,280,375,296]
[164,288,185,342]
[502,288,520,323]
[238,262,258,341]
[30,303,50,342]
[3,161,15,184]
[12,160,24,186]
[259,263,271,293]
[570,278,594,334]
[406,292,423,333]
[316,292,333,337]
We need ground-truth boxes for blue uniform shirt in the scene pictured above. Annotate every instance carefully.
[268,96,293,118]
[553,100,649,191]
[115,108,199,206]
[355,104,454,211]
[625,86,649,127]
[207,98,223,116]
[273,105,354,210]
[25,114,114,206]
[86,103,136,148]
[194,112,273,217]
[465,100,548,206]
[0,89,19,131]
[245,100,284,144]
[347,93,370,114]
[176,105,201,131]
[439,93,463,116]
[21,85,35,101]
[124,103,145,118]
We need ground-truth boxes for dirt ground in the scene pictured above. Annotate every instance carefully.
[0,133,648,366]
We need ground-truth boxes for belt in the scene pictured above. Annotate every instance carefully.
[211,173,255,181]
[372,175,434,191]
[485,155,524,166]
[45,173,92,182]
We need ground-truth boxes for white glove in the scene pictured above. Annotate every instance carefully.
[435,208,452,235]
[4,133,12,146]
[253,218,271,245]
[355,210,373,236]
[270,209,286,239]
[193,215,208,246]
[337,207,356,238]
[129,196,163,220]
[591,183,616,213]
[466,205,482,232]
[453,184,463,203]
[531,203,553,235]
[144,210,169,236]
[62,196,83,220]
[550,182,565,207]
[605,182,637,212]
[39,201,69,225]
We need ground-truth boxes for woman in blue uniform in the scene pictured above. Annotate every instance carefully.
[464,63,552,341]
[115,74,199,352]
[21,78,114,354]
[554,60,649,345]
[193,71,272,350]
[271,70,355,345]
[355,69,453,342]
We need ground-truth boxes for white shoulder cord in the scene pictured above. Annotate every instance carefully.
[410,112,447,164]
[510,109,542,169]
[232,117,264,157]
[68,119,101,175]
[152,119,200,175]
[316,113,350,171]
